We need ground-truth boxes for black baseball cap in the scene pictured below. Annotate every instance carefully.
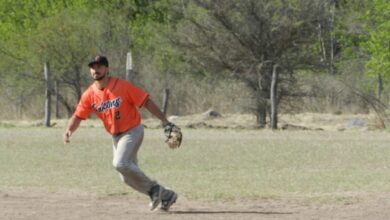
[88,55,109,67]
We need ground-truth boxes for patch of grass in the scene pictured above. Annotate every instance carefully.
[0,122,16,128]
[1,127,390,202]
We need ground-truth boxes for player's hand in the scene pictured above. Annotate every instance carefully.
[63,130,72,144]
[163,122,182,149]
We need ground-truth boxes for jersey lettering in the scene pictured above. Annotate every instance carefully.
[92,97,122,112]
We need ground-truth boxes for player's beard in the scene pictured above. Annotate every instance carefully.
[93,72,106,81]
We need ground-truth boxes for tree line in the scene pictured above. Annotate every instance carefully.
[0,0,389,128]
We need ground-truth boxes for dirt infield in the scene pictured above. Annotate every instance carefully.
[1,190,390,220]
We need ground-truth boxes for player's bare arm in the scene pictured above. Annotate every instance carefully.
[63,115,82,144]
[144,98,169,125]
[144,98,183,149]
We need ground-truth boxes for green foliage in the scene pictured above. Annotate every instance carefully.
[0,0,389,119]
[363,0,390,78]
[0,0,169,118]
[30,8,101,76]
[336,0,389,76]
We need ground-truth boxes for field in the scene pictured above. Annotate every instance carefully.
[1,115,390,219]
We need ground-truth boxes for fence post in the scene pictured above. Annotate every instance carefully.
[44,62,51,127]
[55,80,60,119]
[270,64,279,130]
[162,88,170,116]
[126,52,133,82]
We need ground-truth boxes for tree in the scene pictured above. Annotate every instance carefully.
[166,0,330,127]
[363,0,390,100]
[0,0,164,118]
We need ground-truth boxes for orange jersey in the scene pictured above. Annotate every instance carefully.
[74,77,149,134]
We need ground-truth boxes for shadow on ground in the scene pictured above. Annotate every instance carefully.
[169,210,294,215]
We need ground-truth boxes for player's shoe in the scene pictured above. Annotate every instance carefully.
[148,185,162,211]
[160,189,177,211]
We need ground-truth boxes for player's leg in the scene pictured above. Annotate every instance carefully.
[112,124,156,194]
[112,124,177,211]
[112,124,167,210]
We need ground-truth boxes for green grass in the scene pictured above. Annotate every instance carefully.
[1,126,390,201]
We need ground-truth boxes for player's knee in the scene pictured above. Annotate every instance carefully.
[112,160,136,173]
[113,161,126,173]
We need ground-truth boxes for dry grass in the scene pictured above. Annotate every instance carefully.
[142,112,376,131]
[0,112,377,131]
[1,114,390,203]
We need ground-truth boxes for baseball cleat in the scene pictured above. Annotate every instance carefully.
[160,189,177,211]
[148,185,162,211]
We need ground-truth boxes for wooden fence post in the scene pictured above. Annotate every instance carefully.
[44,62,51,127]
[270,64,279,130]
[55,80,60,119]
[162,88,170,116]
[126,52,133,82]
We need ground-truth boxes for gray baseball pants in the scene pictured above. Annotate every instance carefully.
[112,124,157,195]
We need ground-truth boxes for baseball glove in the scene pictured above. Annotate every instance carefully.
[163,122,183,149]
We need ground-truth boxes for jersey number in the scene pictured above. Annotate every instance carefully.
[115,111,121,120]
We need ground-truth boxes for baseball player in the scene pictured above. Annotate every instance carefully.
[63,55,177,211]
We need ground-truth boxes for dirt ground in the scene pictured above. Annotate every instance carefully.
[1,190,390,220]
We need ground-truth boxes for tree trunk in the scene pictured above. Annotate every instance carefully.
[256,102,267,128]
[47,85,73,117]
[377,73,383,101]
[126,52,133,82]
[55,80,60,119]
[57,94,73,117]
[44,62,51,127]
[74,68,82,102]
[329,0,335,74]
[270,64,279,129]
[318,23,327,62]
[255,62,270,128]
[18,94,24,119]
